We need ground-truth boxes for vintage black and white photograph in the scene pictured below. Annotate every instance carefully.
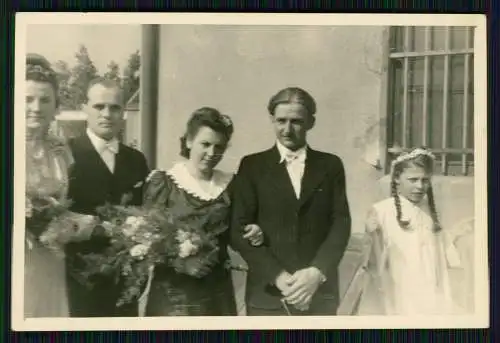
[12,13,488,331]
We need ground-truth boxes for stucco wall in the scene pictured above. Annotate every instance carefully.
[155,25,395,234]
[153,24,475,315]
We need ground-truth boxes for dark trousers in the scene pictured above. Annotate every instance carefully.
[65,238,138,317]
[66,271,138,317]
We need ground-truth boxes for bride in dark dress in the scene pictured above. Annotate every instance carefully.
[143,107,263,316]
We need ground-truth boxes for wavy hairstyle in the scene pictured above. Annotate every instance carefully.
[179,107,234,159]
[26,53,59,107]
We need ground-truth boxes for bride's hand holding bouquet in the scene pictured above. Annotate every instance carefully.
[172,246,219,278]
[25,184,100,257]
[167,226,222,278]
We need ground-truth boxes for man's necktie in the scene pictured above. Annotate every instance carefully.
[284,152,305,165]
[103,142,118,154]
[100,141,118,172]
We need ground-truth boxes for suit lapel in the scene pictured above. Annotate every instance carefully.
[78,134,114,179]
[299,148,328,207]
[263,146,298,203]
[113,144,129,184]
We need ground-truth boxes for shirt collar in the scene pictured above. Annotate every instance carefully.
[276,140,307,164]
[86,128,119,154]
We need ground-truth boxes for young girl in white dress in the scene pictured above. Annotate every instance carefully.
[360,148,461,316]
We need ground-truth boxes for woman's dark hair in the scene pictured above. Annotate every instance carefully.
[26,53,59,106]
[390,149,442,233]
[179,107,234,158]
[267,87,317,116]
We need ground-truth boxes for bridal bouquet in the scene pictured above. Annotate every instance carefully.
[165,201,229,277]
[78,197,230,307]
[25,186,97,258]
[77,203,169,307]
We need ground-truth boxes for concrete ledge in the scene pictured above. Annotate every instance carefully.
[337,233,372,315]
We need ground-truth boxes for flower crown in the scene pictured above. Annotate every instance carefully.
[26,63,56,80]
[220,114,233,128]
[390,148,436,173]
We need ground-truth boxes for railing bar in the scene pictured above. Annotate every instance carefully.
[422,26,431,147]
[389,49,474,58]
[388,147,474,154]
[461,27,471,175]
[401,27,411,148]
[441,27,451,175]
[407,86,470,93]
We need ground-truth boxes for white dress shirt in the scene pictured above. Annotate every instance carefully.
[276,141,307,199]
[275,141,327,285]
[86,128,119,173]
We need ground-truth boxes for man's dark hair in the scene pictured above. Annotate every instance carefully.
[85,77,123,104]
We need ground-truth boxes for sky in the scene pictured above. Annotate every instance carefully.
[26,24,142,74]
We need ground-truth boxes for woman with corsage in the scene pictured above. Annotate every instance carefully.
[24,53,96,318]
[143,107,263,316]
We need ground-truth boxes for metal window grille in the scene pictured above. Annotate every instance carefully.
[387,26,475,176]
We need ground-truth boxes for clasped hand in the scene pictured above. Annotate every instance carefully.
[275,267,323,311]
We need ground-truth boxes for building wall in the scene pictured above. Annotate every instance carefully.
[124,109,141,148]
[154,24,474,235]
[152,24,476,315]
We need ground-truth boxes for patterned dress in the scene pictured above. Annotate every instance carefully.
[143,162,237,316]
[24,136,73,318]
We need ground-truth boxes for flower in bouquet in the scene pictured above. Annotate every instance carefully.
[77,203,170,307]
[123,216,148,237]
[38,212,99,258]
[161,203,230,278]
[175,229,202,258]
[129,243,151,258]
[25,190,83,257]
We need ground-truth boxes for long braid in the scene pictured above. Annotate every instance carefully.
[426,184,442,233]
[391,171,410,230]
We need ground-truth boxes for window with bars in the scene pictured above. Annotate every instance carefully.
[386,26,475,176]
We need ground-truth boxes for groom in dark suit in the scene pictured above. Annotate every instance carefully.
[231,87,351,315]
[65,78,150,317]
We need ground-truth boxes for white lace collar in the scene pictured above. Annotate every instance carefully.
[167,161,234,201]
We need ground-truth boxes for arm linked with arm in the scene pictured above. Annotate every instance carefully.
[311,158,352,278]
[229,157,285,284]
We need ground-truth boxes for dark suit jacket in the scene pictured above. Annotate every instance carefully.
[65,133,150,317]
[230,146,351,310]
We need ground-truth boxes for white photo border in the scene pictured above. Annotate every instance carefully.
[12,12,489,331]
